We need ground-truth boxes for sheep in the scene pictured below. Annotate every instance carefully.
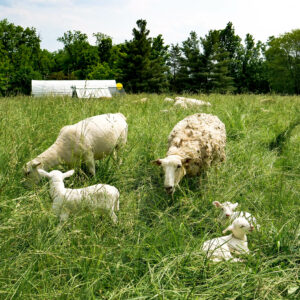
[38,169,120,223]
[202,217,254,262]
[164,97,175,103]
[152,113,226,193]
[212,201,260,229]
[24,113,128,184]
[175,97,211,107]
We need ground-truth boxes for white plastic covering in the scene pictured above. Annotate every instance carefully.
[31,80,116,98]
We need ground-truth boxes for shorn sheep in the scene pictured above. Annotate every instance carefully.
[38,169,120,223]
[202,217,254,262]
[213,201,260,229]
[24,113,128,183]
[153,113,226,193]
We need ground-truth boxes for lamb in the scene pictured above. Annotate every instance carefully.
[213,201,260,229]
[153,113,226,193]
[38,169,120,223]
[24,113,128,183]
[202,217,254,262]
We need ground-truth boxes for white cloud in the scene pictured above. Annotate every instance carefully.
[0,0,299,51]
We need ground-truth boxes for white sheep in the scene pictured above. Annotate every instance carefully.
[38,169,120,223]
[164,97,175,103]
[213,201,260,229]
[153,113,226,193]
[175,97,211,107]
[24,113,128,183]
[202,217,254,262]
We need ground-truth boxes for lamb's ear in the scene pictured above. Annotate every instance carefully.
[151,159,162,166]
[37,169,50,178]
[232,203,239,210]
[213,201,222,208]
[32,161,41,168]
[63,170,75,179]
[222,225,233,234]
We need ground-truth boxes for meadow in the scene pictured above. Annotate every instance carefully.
[0,94,299,299]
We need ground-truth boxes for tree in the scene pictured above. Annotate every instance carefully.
[0,19,44,95]
[265,29,300,94]
[57,30,99,79]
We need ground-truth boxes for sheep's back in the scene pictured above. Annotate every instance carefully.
[167,113,226,174]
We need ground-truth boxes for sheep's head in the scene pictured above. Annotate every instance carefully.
[152,155,189,194]
[24,160,42,184]
[213,201,238,219]
[222,217,254,237]
[37,169,75,183]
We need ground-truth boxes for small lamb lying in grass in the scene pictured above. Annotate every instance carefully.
[202,217,254,262]
[38,169,120,223]
[213,201,260,229]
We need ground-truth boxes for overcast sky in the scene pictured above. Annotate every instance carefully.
[1,0,299,51]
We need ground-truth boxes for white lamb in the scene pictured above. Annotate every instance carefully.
[202,217,254,262]
[153,113,226,193]
[38,169,120,223]
[24,113,128,183]
[213,201,260,229]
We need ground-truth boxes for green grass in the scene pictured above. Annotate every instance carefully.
[0,94,299,299]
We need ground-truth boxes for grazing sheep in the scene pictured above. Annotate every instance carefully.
[213,201,260,229]
[38,169,120,223]
[202,217,254,262]
[24,113,128,183]
[153,113,226,193]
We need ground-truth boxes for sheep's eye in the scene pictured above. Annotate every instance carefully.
[240,225,245,228]
[177,164,181,169]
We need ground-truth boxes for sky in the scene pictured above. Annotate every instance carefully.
[0,0,299,51]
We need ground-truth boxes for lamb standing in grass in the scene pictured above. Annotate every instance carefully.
[202,217,254,262]
[24,113,128,183]
[153,113,226,193]
[38,169,120,223]
[213,201,260,229]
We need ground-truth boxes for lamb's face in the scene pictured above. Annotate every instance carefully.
[213,201,238,219]
[24,160,42,184]
[232,217,254,234]
[153,155,186,194]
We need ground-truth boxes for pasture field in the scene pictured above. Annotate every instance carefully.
[0,94,299,299]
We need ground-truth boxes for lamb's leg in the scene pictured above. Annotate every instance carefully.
[60,210,69,223]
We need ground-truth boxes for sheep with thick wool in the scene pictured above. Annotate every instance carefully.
[202,217,254,262]
[213,201,260,229]
[153,113,226,193]
[38,169,120,223]
[24,113,128,184]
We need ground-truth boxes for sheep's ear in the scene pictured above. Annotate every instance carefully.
[37,169,50,178]
[151,159,162,166]
[182,157,192,165]
[222,225,233,234]
[63,170,75,179]
[213,201,222,208]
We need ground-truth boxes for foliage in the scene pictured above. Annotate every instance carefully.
[0,94,299,299]
[0,18,300,94]
[265,29,300,94]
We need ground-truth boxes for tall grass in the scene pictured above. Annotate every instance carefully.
[0,94,299,299]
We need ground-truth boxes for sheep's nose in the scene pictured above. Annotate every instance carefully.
[165,186,174,194]
[250,225,254,231]
[226,214,230,217]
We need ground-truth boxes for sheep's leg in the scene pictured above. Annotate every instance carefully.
[60,210,69,223]
[83,151,95,176]
[110,210,118,224]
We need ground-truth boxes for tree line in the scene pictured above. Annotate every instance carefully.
[0,18,299,96]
